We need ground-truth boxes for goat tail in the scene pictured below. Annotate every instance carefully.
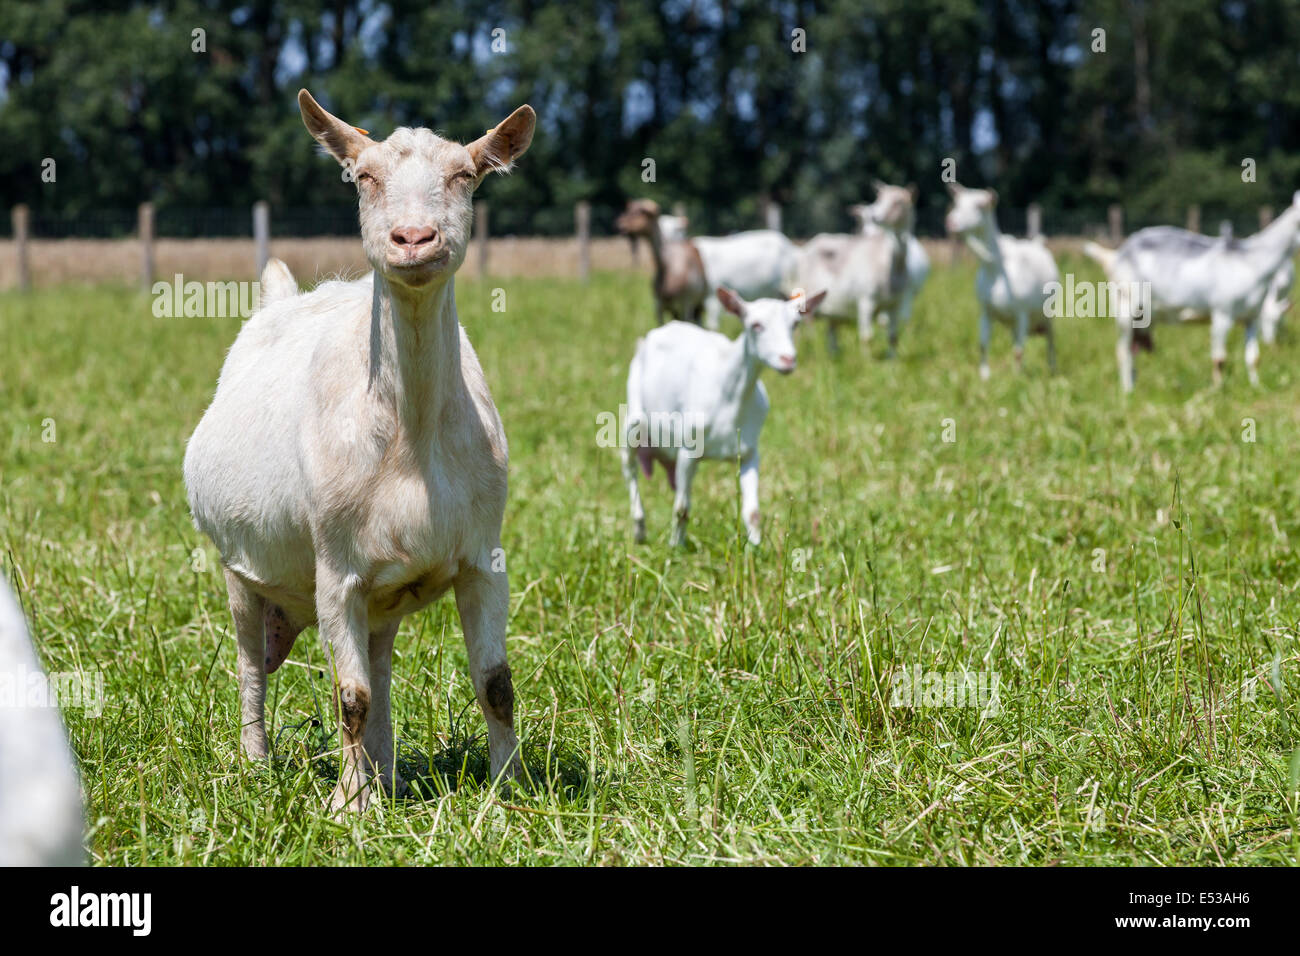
[258,258,298,309]
[1081,241,1117,274]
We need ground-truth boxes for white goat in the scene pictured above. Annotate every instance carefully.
[616,199,708,324]
[0,579,85,865]
[795,185,918,356]
[849,180,930,315]
[1084,240,1294,347]
[620,288,825,547]
[945,183,1059,378]
[692,230,800,331]
[184,90,535,812]
[1084,192,1300,390]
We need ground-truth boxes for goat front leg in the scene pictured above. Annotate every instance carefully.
[1115,319,1135,394]
[1013,310,1030,371]
[978,307,992,380]
[857,296,876,344]
[1044,319,1057,375]
[739,451,761,546]
[620,444,647,542]
[364,620,405,797]
[703,296,722,331]
[317,564,372,815]
[454,556,522,787]
[1244,318,1261,386]
[670,453,700,548]
[1210,310,1232,386]
[225,568,268,761]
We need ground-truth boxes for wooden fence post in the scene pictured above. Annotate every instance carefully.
[12,204,30,291]
[474,201,488,278]
[253,201,270,275]
[763,198,782,232]
[138,201,155,292]
[1108,204,1124,244]
[1186,204,1200,234]
[575,200,591,283]
[1026,203,1042,239]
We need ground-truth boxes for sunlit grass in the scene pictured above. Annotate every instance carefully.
[1,259,1298,864]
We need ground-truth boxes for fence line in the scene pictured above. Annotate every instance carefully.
[5,200,1290,290]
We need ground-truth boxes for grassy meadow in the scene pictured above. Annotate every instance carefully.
[2,257,1300,865]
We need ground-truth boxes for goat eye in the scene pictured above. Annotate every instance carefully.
[450,170,474,186]
[355,171,374,184]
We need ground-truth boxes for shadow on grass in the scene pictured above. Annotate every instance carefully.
[271,714,595,802]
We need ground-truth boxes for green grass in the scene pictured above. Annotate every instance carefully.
[2,258,1299,865]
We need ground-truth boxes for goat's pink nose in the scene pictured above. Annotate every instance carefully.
[780,354,796,367]
[391,226,437,247]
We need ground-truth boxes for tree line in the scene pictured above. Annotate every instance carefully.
[3,0,1298,238]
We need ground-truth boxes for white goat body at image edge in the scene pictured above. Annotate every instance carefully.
[1081,193,1300,391]
[0,579,85,866]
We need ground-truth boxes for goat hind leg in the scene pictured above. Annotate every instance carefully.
[225,568,269,761]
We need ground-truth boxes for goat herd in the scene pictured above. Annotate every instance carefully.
[608,182,1300,551]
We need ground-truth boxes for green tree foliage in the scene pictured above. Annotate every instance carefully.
[2,0,1297,235]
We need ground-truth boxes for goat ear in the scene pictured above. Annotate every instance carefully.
[946,182,962,197]
[717,286,746,317]
[797,290,828,315]
[986,188,999,207]
[299,89,374,165]
[467,105,536,182]
[907,183,919,203]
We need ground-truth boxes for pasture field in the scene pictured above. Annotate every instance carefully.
[2,259,1300,866]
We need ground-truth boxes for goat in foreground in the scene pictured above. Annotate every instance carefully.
[616,199,708,324]
[620,288,825,547]
[184,90,535,812]
[1084,203,1300,389]
[945,183,1059,378]
[796,184,919,356]
[0,579,85,865]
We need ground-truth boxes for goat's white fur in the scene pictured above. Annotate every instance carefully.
[692,230,800,331]
[184,90,535,812]
[0,579,85,865]
[620,288,825,547]
[945,183,1059,378]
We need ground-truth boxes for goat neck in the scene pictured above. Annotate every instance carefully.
[369,271,462,440]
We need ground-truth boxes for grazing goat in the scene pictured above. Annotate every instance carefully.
[1083,193,1300,390]
[795,186,918,356]
[184,90,535,812]
[849,180,931,317]
[620,288,825,547]
[616,199,708,324]
[691,230,800,331]
[0,579,85,865]
[945,183,1059,378]
[1084,239,1293,346]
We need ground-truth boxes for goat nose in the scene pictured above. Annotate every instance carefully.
[780,354,796,367]
[391,226,437,246]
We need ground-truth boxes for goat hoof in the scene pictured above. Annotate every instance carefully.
[329,782,370,817]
